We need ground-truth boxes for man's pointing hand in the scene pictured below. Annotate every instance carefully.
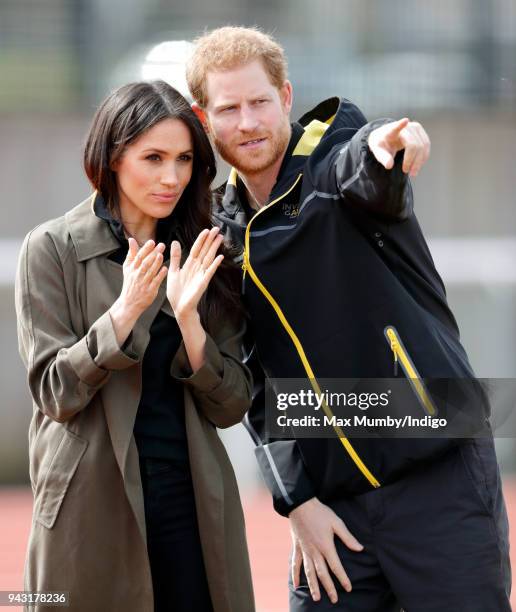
[368,117,431,177]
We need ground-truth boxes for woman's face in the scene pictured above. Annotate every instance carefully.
[113,117,194,223]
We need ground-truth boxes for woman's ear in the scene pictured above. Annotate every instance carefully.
[192,103,210,134]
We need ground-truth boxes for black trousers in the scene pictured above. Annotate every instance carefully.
[289,438,511,611]
[139,457,213,612]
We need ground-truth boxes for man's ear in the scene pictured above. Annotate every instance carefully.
[192,103,210,134]
[281,80,293,114]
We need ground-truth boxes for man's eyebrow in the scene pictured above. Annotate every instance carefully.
[213,95,270,112]
[213,102,238,112]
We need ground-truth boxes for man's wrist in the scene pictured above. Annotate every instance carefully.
[288,496,318,518]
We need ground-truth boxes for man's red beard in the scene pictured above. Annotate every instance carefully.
[213,122,291,176]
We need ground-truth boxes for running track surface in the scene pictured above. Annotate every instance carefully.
[1,482,515,612]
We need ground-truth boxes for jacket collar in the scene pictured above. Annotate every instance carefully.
[297,96,367,135]
[218,121,307,221]
[218,97,367,219]
[65,193,120,262]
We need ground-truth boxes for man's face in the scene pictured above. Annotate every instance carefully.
[203,59,292,176]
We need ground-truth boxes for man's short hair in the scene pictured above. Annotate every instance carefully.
[186,26,288,108]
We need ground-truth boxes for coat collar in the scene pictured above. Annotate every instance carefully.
[66,192,180,262]
[65,193,120,262]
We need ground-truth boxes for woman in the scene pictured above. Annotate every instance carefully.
[15,81,255,612]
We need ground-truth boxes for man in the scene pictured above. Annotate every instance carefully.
[186,26,511,611]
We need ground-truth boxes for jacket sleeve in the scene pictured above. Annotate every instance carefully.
[334,118,414,220]
[243,349,317,517]
[15,228,145,423]
[170,319,252,429]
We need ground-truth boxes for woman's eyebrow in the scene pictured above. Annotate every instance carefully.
[141,147,194,155]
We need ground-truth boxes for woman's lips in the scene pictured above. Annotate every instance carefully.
[151,192,179,202]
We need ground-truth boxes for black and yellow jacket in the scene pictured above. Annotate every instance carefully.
[213,97,481,516]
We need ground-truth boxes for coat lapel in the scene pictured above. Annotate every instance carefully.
[65,194,176,541]
[90,259,174,541]
[185,400,229,610]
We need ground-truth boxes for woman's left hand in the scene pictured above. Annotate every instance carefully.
[167,227,224,322]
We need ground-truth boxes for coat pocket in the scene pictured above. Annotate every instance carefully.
[35,429,88,529]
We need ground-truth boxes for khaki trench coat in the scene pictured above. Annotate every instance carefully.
[14,196,255,612]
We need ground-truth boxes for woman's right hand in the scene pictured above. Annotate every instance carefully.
[109,238,168,345]
[119,238,168,316]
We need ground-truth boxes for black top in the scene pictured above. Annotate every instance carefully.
[94,194,188,464]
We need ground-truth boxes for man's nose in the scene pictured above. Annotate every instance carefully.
[237,107,259,133]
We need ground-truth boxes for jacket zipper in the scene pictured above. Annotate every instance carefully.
[241,174,303,287]
[242,173,381,490]
[384,326,437,417]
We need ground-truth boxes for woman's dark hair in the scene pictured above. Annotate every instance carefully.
[83,80,243,330]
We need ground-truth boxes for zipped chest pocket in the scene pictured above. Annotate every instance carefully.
[384,325,438,417]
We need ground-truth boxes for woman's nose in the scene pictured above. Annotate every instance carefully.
[160,164,179,187]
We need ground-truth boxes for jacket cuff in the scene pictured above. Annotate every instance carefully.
[275,489,316,518]
[170,333,225,395]
[336,118,412,221]
[67,310,140,386]
[359,119,403,166]
[254,440,317,517]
